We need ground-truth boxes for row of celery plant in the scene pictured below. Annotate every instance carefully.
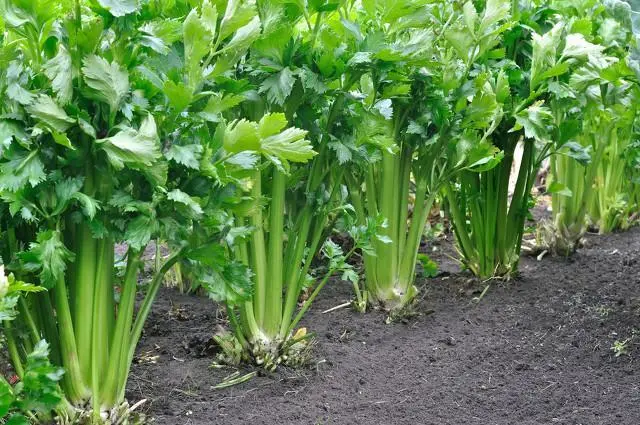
[3,5,640,425]
[443,0,638,278]
[543,0,640,254]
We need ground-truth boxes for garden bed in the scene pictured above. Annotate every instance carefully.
[128,228,640,425]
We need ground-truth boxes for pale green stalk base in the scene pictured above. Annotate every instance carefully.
[347,147,437,314]
[446,136,543,280]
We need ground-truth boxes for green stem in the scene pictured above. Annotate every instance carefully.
[279,211,312,339]
[264,169,285,338]
[249,168,268,328]
[287,271,332,335]
[396,146,413,266]
[36,296,62,373]
[122,247,185,401]
[443,182,477,275]
[375,150,399,298]
[19,297,40,346]
[398,181,437,292]
[102,250,141,407]
[53,275,88,403]
[90,238,113,416]
[5,322,24,378]
[72,222,97,385]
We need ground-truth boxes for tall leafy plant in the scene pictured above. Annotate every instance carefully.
[204,0,371,368]
[542,0,640,250]
[444,2,611,278]
[340,0,506,312]
[0,0,257,421]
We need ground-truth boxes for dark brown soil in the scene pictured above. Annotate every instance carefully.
[128,227,640,425]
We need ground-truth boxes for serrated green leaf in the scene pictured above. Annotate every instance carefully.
[417,253,438,278]
[19,340,64,413]
[199,93,244,121]
[463,2,478,34]
[163,80,193,112]
[562,33,605,59]
[261,127,315,164]
[0,120,27,151]
[43,45,73,104]
[462,86,500,130]
[52,131,74,150]
[166,144,203,169]
[82,55,130,113]
[97,0,140,17]
[18,230,74,289]
[96,115,161,169]
[222,16,261,55]
[456,134,504,172]
[479,0,510,34]
[218,0,257,41]
[0,377,15,417]
[6,61,34,105]
[26,95,75,133]
[202,261,253,305]
[257,113,287,138]
[328,140,352,164]
[0,148,46,191]
[530,23,564,90]
[223,119,260,153]
[184,8,213,87]
[259,67,295,105]
[511,102,554,141]
[167,189,203,216]
[124,215,157,250]
[373,99,393,120]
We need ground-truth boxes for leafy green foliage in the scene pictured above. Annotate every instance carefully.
[542,0,640,252]
[0,0,274,414]
[18,230,74,289]
[0,341,63,424]
[81,55,130,115]
[0,266,57,423]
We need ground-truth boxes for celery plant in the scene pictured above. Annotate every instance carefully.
[444,3,615,278]
[213,113,321,369]
[0,0,258,421]
[588,107,640,232]
[203,1,370,368]
[542,0,640,248]
[547,80,638,253]
[336,0,507,311]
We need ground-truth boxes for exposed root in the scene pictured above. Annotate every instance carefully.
[56,400,148,425]
[383,298,421,324]
[213,329,316,372]
[534,219,584,257]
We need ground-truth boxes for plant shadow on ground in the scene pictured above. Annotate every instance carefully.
[128,227,640,425]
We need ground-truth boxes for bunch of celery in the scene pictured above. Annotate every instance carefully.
[340,0,507,312]
[199,0,371,368]
[0,0,258,421]
[445,3,615,278]
[542,0,639,251]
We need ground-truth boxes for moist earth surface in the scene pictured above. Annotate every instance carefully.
[128,228,640,425]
